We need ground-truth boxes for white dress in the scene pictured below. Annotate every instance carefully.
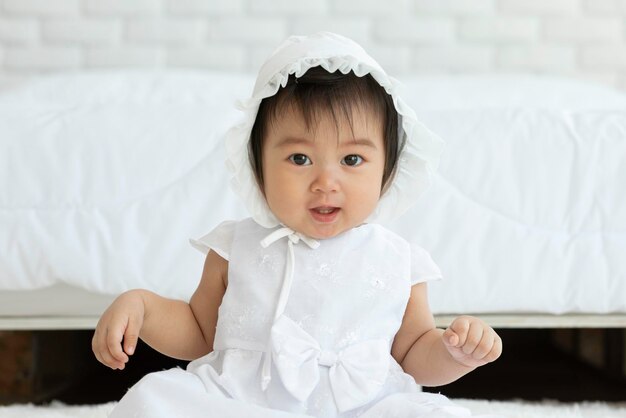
[109,218,497,418]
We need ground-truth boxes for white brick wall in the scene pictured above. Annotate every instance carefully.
[581,45,626,70]
[165,0,244,15]
[458,18,540,42]
[5,46,81,70]
[413,45,495,72]
[413,0,496,16]
[497,45,577,72]
[127,19,206,44]
[333,0,411,15]
[83,0,160,16]
[209,17,288,43]
[289,18,370,43]
[167,44,247,71]
[0,0,624,90]
[543,17,624,42]
[249,0,328,16]
[498,0,581,16]
[583,0,626,14]
[85,46,161,68]
[42,19,121,45]
[0,18,38,43]
[375,18,456,43]
[3,0,80,17]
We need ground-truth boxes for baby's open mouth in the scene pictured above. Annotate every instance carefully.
[310,207,340,222]
[315,207,337,214]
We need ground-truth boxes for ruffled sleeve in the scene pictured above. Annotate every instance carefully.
[189,220,237,261]
[410,245,443,285]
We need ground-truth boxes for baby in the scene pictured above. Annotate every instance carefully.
[93,32,502,418]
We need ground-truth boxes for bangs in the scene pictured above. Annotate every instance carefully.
[264,68,387,139]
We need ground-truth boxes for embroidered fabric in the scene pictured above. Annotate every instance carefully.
[253,226,397,412]
[190,220,443,285]
[185,219,445,415]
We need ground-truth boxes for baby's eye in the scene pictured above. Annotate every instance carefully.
[341,155,363,166]
[288,154,312,166]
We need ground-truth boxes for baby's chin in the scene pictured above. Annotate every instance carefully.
[307,229,344,240]
[273,211,368,240]
[298,222,357,240]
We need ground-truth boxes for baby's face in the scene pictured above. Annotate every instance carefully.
[261,104,385,239]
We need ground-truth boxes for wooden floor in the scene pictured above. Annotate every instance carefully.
[7,328,626,405]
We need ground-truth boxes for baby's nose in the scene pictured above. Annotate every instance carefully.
[311,167,340,193]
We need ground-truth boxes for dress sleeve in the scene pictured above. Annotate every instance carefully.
[410,244,443,285]
[188,220,237,261]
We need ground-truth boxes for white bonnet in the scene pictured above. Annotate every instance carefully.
[225,32,445,228]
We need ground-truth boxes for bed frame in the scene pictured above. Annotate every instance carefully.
[2,314,625,331]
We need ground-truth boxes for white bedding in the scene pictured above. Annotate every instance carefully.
[1,70,625,315]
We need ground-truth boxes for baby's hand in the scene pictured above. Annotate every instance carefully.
[442,315,502,369]
[92,290,145,370]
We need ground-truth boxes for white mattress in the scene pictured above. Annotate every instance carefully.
[1,70,625,316]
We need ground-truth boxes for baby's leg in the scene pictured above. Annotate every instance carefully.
[359,392,505,418]
[109,367,313,418]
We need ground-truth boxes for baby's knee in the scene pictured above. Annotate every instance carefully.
[110,368,200,417]
[133,367,196,396]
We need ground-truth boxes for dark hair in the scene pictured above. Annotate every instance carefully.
[249,67,403,192]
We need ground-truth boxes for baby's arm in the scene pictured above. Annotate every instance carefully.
[92,250,227,369]
[391,283,502,386]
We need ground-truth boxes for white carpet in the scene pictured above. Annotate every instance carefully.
[0,399,625,418]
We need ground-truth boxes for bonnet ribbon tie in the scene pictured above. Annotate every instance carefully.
[259,227,319,391]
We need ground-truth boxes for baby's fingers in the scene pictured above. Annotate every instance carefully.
[447,316,471,347]
[471,332,496,360]
[460,323,484,355]
[123,314,142,356]
[92,330,125,369]
[482,334,503,363]
[100,342,126,370]
[442,327,459,347]
[105,322,130,366]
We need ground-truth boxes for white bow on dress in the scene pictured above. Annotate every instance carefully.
[271,314,389,412]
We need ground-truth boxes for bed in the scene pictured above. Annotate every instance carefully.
[1,70,625,331]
